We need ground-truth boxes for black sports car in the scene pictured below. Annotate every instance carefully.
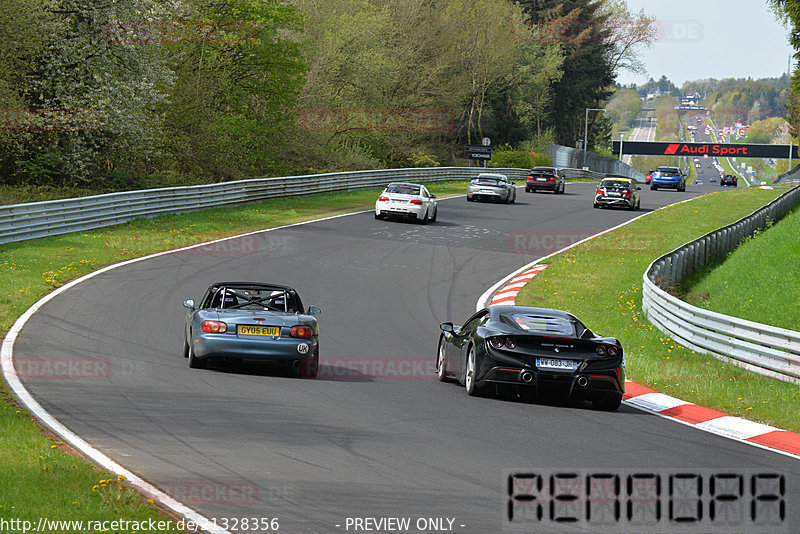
[721,174,738,187]
[436,305,625,410]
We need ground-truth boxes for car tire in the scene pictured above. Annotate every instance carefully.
[525,187,531,193]
[374,212,381,220]
[593,203,599,209]
[187,335,207,369]
[419,210,429,225]
[436,336,449,382]
[300,347,319,378]
[650,185,657,190]
[467,196,474,202]
[592,392,622,411]
[183,337,190,358]
[430,206,437,222]
[465,345,481,397]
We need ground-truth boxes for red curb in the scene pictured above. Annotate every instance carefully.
[659,404,729,425]
[747,431,800,456]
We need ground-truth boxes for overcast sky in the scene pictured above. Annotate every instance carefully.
[617,0,794,87]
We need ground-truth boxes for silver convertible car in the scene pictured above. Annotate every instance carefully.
[466,173,517,203]
[183,282,321,377]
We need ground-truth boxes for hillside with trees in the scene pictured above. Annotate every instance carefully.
[0,0,654,194]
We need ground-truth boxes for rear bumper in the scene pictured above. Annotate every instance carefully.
[651,179,681,188]
[375,201,424,219]
[526,181,558,191]
[595,195,633,208]
[467,190,506,201]
[193,333,318,361]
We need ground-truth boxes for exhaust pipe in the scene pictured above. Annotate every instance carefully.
[292,359,301,368]
[520,371,534,383]
[576,376,588,387]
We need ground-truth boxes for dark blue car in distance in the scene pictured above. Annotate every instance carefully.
[650,166,686,191]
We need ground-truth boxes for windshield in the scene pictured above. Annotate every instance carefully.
[507,314,576,336]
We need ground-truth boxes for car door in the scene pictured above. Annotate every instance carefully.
[422,185,435,215]
[449,310,489,381]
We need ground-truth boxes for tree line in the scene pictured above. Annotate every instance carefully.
[0,0,653,190]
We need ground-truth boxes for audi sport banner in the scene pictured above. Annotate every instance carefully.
[612,141,799,159]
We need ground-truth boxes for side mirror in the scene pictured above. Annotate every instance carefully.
[307,305,322,316]
[430,194,437,199]
[440,322,454,333]
[636,187,641,190]
[183,299,196,309]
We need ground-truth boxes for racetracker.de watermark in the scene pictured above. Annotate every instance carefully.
[319,356,436,381]
[103,19,260,45]
[518,18,702,44]
[508,230,666,256]
[157,480,289,505]
[0,108,104,132]
[14,356,147,381]
[299,108,455,133]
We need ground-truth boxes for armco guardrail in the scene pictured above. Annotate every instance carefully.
[642,185,800,383]
[1,167,536,245]
[548,143,646,182]
[776,163,800,185]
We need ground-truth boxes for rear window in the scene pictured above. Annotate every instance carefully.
[600,180,630,189]
[385,184,420,195]
[473,178,501,185]
[507,314,576,336]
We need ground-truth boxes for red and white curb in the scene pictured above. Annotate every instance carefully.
[624,382,800,458]
[490,265,549,305]
[487,266,800,460]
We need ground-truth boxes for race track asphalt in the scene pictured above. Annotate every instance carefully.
[13,181,799,533]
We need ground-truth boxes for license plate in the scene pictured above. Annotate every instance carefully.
[238,325,280,336]
[607,192,620,196]
[536,178,547,181]
[392,199,406,203]
[481,189,493,193]
[536,358,577,370]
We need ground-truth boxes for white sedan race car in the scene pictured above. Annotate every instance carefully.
[375,182,438,224]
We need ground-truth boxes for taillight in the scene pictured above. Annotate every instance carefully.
[378,196,389,202]
[595,345,607,356]
[608,346,619,357]
[290,325,313,338]
[596,189,603,195]
[410,199,423,205]
[623,190,631,196]
[489,337,505,349]
[201,320,227,333]
[549,176,556,182]
[505,337,517,349]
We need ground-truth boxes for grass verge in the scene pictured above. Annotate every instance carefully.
[0,180,470,527]
[682,204,800,332]
[515,187,800,431]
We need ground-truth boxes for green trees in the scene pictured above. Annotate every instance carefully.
[0,0,653,190]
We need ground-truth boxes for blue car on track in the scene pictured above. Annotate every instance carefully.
[650,166,686,191]
[183,282,321,377]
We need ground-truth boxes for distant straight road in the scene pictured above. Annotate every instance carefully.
[622,116,657,165]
